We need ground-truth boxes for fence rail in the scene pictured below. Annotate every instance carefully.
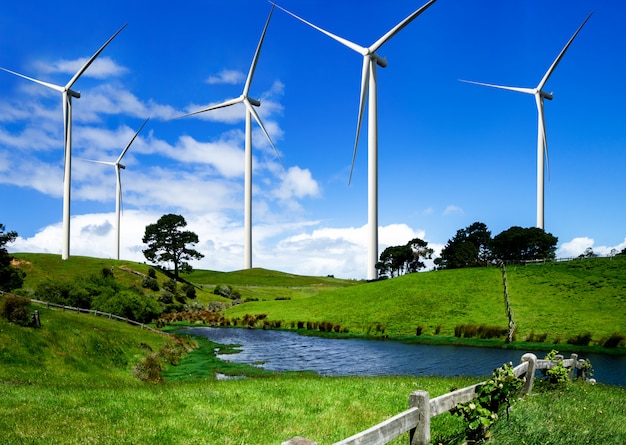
[0,292,168,336]
[283,352,590,445]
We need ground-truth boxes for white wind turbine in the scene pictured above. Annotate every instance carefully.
[461,13,592,230]
[81,118,150,261]
[274,0,438,280]
[0,23,127,260]
[172,6,280,270]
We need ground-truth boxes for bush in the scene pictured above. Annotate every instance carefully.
[603,333,625,348]
[142,277,160,291]
[0,294,31,326]
[182,283,196,300]
[133,353,163,383]
[148,268,157,279]
[567,332,593,346]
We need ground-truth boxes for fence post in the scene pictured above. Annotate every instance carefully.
[521,353,537,394]
[409,390,430,445]
[569,353,578,381]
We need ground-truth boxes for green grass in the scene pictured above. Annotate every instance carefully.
[11,253,626,350]
[221,257,626,348]
[2,297,625,444]
[487,381,626,444]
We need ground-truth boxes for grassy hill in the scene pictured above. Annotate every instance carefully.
[10,252,626,349]
[3,254,626,443]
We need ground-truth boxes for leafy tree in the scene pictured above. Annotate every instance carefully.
[376,237,433,278]
[435,222,492,269]
[142,214,204,280]
[0,224,25,292]
[491,226,557,262]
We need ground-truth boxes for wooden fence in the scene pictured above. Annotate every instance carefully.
[284,352,590,445]
[24,296,168,336]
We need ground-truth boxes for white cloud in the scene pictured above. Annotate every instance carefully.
[557,237,626,258]
[35,57,128,79]
[206,69,245,85]
[10,218,432,279]
[443,205,464,216]
[274,166,320,201]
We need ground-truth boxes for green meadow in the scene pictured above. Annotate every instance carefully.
[2,252,626,443]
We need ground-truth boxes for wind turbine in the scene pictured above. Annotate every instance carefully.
[81,118,150,261]
[0,23,127,260]
[460,13,592,230]
[274,1,438,280]
[172,6,280,270]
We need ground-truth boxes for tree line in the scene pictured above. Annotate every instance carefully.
[374,222,612,278]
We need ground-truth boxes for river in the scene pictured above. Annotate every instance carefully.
[182,327,626,387]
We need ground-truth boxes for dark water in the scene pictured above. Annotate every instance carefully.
[183,327,626,387]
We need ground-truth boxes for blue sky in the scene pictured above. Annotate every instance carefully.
[1,0,624,279]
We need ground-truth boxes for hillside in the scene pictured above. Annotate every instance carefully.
[10,252,626,348]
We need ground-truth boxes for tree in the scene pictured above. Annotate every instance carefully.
[491,226,557,262]
[0,224,25,292]
[142,214,204,280]
[435,222,492,269]
[376,237,433,278]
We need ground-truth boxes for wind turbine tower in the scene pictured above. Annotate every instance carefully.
[172,6,280,270]
[1,24,127,260]
[461,13,592,230]
[275,0,438,280]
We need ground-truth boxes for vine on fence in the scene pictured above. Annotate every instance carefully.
[451,362,525,442]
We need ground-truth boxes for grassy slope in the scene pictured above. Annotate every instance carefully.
[11,253,626,345]
[222,257,626,344]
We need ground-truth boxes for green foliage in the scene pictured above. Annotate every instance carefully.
[567,332,593,346]
[0,223,26,292]
[376,237,433,278]
[451,363,525,441]
[142,213,204,279]
[436,221,493,270]
[213,283,241,299]
[603,333,626,348]
[141,276,160,291]
[0,294,32,326]
[491,226,558,262]
[542,350,570,386]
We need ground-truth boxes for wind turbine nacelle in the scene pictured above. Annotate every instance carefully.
[540,91,554,101]
[68,89,81,99]
[372,53,388,68]
[119,164,126,170]
[249,98,261,107]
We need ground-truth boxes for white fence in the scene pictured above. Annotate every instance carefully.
[284,352,589,445]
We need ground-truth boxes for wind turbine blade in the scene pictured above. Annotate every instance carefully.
[538,13,592,90]
[0,67,64,93]
[370,0,438,52]
[168,96,243,121]
[349,57,370,185]
[273,3,367,56]
[536,95,550,180]
[459,79,535,95]
[118,117,150,163]
[244,100,283,166]
[78,158,115,167]
[66,23,127,90]
[243,5,274,97]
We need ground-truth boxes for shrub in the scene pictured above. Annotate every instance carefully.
[163,279,178,295]
[567,332,593,346]
[182,283,196,300]
[142,277,160,291]
[148,268,157,279]
[0,294,31,326]
[603,333,625,348]
[133,353,163,383]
